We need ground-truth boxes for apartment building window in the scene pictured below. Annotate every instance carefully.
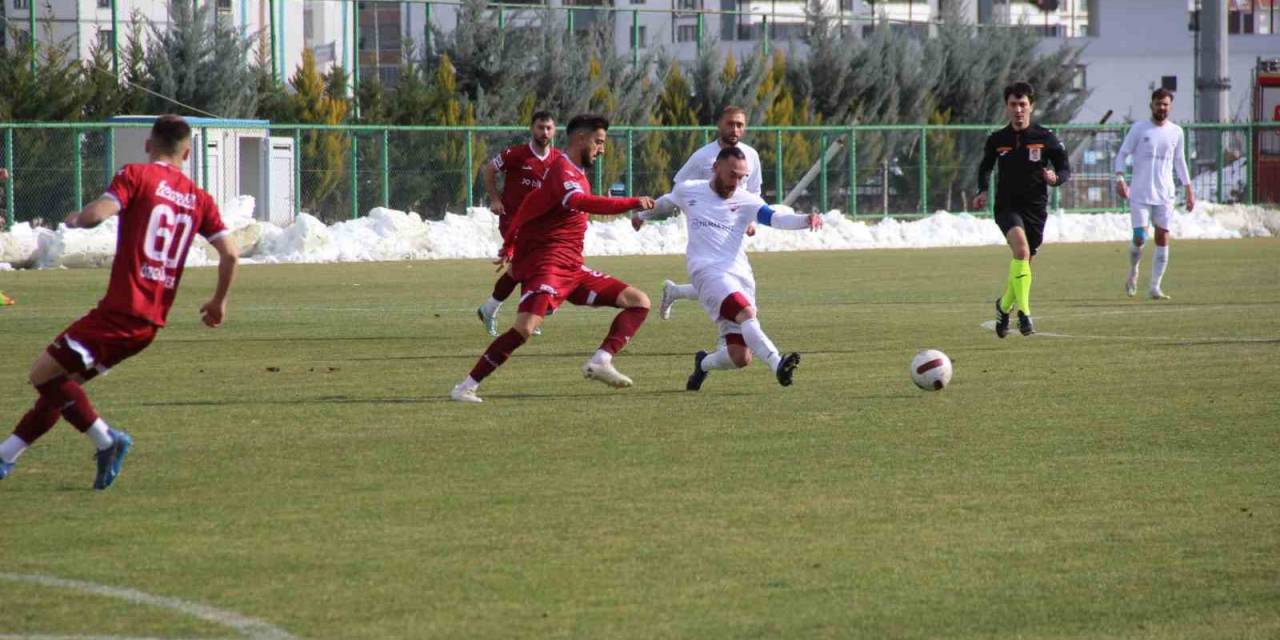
[99,29,114,48]
[630,0,645,4]
[676,24,698,41]
[630,25,647,47]
[677,0,698,10]
[216,0,232,15]
[98,0,111,8]
[14,0,29,10]
[1228,0,1278,35]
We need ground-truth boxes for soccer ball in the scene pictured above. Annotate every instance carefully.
[910,349,953,391]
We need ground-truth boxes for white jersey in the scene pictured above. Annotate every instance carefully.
[667,180,769,280]
[1114,119,1191,206]
[673,140,763,196]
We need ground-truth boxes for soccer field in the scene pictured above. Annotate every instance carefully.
[1,239,1278,639]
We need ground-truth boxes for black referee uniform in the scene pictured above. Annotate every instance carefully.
[976,124,1070,255]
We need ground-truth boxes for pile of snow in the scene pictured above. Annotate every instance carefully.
[1,200,1275,270]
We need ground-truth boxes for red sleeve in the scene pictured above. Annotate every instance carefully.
[492,145,525,172]
[500,166,567,254]
[104,165,138,210]
[198,192,228,240]
[565,192,642,216]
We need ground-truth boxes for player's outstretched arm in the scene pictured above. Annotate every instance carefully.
[756,205,822,231]
[1045,133,1071,186]
[64,196,121,229]
[200,234,239,328]
[566,192,653,216]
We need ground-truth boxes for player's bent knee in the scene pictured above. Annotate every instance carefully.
[728,344,751,368]
[615,287,650,309]
[1132,227,1147,245]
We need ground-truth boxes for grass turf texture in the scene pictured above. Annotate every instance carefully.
[1,239,1277,639]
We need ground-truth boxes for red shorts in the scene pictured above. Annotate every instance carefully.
[516,265,630,316]
[47,308,158,378]
[497,214,513,239]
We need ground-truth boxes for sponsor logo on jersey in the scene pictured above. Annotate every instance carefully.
[155,180,197,210]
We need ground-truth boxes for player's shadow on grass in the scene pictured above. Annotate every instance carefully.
[140,389,723,407]
[344,351,724,362]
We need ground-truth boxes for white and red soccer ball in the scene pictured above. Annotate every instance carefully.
[911,349,953,391]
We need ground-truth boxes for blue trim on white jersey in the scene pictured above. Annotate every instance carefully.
[756,204,776,226]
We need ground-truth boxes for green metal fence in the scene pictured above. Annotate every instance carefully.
[2,122,1277,229]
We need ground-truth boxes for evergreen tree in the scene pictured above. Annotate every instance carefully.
[288,50,350,220]
[142,1,259,117]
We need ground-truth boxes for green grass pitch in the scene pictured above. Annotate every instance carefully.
[1,239,1277,638]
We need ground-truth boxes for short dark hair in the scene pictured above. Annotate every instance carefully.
[715,146,746,163]
[1003,82,1036,104]
[1150,88,1174,102]
[531,110,554,125]
[718,105,747,121]
[566,113,609,136]
[150,114,191,154]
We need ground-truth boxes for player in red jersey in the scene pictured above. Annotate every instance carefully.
[450,114,656,403]
[476,111,560,336]
[0,115,240,490]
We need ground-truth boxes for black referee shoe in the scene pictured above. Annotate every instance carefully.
[1017,311,1035,336]
[994,298,1011,339]
[686,350,709,391]
[776,352,801,387]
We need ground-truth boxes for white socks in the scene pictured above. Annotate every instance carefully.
[1128,242,1143,280]
[590,349,613,366]
[700,347,738,371]
[85,419,113,451]
[481,296,503,317]
[0,435,28,463]
[739,318,783,372]
[672,283,697,301]
[1151,245,1169,292]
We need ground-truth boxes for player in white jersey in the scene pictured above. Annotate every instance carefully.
[1114,88,1194,300]
[635,146,821,390]
[654,105,764,320]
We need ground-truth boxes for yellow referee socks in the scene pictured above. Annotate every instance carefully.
[1011,258,1032,315]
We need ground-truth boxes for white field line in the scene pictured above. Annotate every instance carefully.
[0,573,296,640]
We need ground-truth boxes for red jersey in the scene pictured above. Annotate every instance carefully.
[98,162,227,326]
[502,155,641,282]
[491,143,560,216]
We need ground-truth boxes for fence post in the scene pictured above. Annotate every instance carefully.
[380,128,390,208]
[74,130,84,211]
[110,0,119,79]
[774,129,783,202]
[625,129,634,196]
[819,132,829,213]
[424,2,434,55]
[200,128,209,190]
[632,10,639,66]
[4,128,13,228]
[268,0,278,82]
[465,129,474,208]
[28,0,36,77]
[352,3,361,120]
[350,133,359,219]
[104,128,114,183]
[594,153,603,195]
[1216,128,1225,203]
[918,127,928,215]
[762,15,770,56]
[696,13,706,56]
[293,129,301,217]
[847,126,856,217]
[1245,123,1254,204]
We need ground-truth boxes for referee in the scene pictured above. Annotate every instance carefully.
[972,82,1071,338]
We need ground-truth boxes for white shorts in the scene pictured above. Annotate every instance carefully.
[693,269,757,338]
[1131,202,1174,230]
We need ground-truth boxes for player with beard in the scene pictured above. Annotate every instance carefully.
[1113,88,1193,300]
[450,114,656,403]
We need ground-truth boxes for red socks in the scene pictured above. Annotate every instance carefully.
[468,329,528,382]
[599,307,649,355]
